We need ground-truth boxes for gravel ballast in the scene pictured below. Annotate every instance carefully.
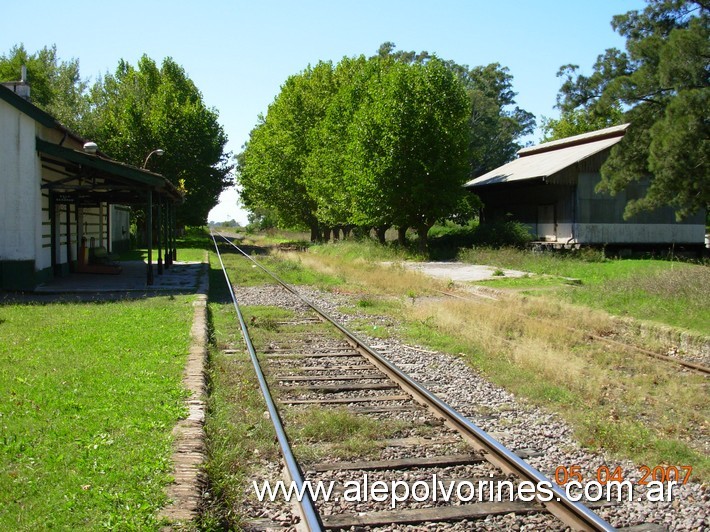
[234,283,708,531]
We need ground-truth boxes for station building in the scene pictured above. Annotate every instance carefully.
[0,82,182,290]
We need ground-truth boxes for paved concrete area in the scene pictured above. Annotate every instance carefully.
[34,260,204,293]
[391,261,529,282]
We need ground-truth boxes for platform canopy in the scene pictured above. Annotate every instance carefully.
[36,138,183,285]
[37,138,182,205]
[465,124,629,188]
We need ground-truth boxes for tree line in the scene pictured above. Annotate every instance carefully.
[240,0,708,242]
[236,43,534,248]
[3,1,704,238]
[0,46,232,227]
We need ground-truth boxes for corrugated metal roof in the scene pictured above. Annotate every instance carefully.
[465,123,629,188]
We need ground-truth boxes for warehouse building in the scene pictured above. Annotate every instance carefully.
[465,124,706,250]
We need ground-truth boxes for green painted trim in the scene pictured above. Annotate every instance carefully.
[0,260,37,291]
[0,86,56,127]
[36,138,182,200]
[35,266,53,285]
[56,262,71,276]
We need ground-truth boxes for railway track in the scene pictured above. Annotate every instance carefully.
[211,233,616,531]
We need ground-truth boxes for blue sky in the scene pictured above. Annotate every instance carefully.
[2,1,646,223]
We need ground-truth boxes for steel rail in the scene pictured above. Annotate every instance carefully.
[210,233,324,532]
[216,233,615,532]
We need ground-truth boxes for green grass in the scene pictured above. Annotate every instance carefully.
[401,317,477,362]
[291,407,390,442]
[267,256,343,287]
[309,239,422,262]
[118,226,210,263]
[460,246,663,281]
[216,245,344,289]
[288,407,406,462]
[566,264,710,331]
[461,247,710,333]
[0,296,193,529]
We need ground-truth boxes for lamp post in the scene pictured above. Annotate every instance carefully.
[142,148,165,281]
[142,148,164,169]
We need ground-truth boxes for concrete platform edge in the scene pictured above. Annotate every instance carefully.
[159,258,210,527]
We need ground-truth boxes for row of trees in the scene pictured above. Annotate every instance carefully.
[542,0,708,221]
[0,46,232,226]
[236,44,534,248]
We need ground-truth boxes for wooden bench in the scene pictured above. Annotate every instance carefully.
[75,245,122,275]
[89,246,119,265]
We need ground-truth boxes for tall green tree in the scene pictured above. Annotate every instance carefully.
[1,46,231,226]
[237,61,336,240]
[540,107,625,141]
[304,56,370,233]
[375,44,535,179]
[347,57,470,250]
[553,0,709,219]
[237,44,531,249]
[85,56,232,226]
[0,44,88,131]
[459,63,535,178]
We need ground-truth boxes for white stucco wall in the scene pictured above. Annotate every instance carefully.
[0,99,40,261]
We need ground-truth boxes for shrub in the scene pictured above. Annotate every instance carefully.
[472,220,534,248]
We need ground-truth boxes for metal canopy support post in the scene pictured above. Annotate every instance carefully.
[171,205,177,262]
[164,198,170,269]
[157,199,163,275]
[170,202,175,265]
[147,190,154,285]
[169,201,174,266]
[66,203,72,270]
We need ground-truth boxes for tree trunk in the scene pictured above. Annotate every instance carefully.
[342,225,352,239]
[375,225,388,244]
[353,226,369,239]
[309,223,320,243]
[397,226,408,246]
[332,226,340,241]
[323,227,331,242]
[416,223,432,253]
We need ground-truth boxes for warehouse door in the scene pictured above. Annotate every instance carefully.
[537,204,557,241]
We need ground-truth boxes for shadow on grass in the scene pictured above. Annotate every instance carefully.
[214,234,269,257]
[208,262,233,305]
[0,291,165,305]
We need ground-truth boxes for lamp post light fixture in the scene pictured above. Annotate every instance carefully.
[83,141,98,154]
[142,148,164,169]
